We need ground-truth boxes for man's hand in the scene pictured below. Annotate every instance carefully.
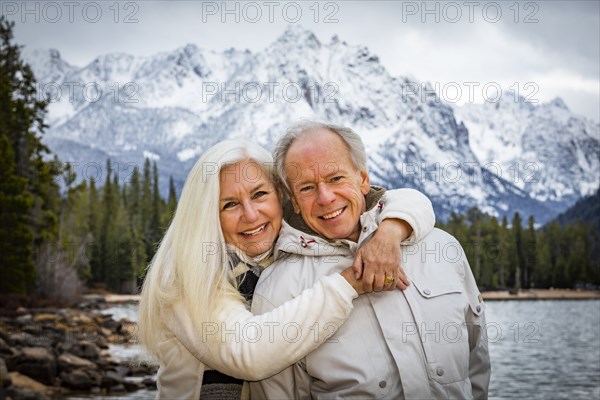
[351,219,412,292]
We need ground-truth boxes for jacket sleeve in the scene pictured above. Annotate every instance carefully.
[377,188,435,244]
[462,259,492,399]
[167,273,357,381]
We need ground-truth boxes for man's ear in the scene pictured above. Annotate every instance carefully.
[360,170,370,195]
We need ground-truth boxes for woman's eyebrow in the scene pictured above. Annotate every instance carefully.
[220,183,267,202]
[250,182,266,193]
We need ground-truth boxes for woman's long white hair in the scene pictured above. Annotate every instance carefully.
[137,139,276,358]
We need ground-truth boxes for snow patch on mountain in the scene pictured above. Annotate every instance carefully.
[454,92,600,204]
[22,26,599,224]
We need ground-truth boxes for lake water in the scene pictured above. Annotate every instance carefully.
[485,300,600,400]
[83,300,600,399]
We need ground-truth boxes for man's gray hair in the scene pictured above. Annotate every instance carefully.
[273,120,368,192]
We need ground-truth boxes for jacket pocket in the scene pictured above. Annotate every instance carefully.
[410,279,470,385]
[412,279,463,298]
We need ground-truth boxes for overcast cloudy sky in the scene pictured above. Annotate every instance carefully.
[5,0,600,121]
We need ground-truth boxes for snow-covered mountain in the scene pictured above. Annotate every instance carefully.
[23,26,599,224]
[454,95,599,206]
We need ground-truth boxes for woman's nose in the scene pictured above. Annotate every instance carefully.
[242,201,259,222]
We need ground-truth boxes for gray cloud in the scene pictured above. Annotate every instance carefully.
[5,0,599,120]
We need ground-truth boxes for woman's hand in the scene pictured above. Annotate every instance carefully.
[351,219,412,292]
[340,267,367,294]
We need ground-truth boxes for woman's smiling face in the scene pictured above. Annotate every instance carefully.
[219,160,283,257]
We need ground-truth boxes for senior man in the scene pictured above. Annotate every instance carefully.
[250,121,491,399]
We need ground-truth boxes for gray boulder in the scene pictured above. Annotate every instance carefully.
[59,369,102,390]
[6,347,56,385]
[58,341,101,361]
[1,357,12,388]
[57,352,97,372]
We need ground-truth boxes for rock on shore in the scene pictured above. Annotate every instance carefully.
[0,301,157,399]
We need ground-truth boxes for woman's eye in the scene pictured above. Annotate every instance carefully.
[331,176,343,182]
[299,185,314,193]
[253,191,268,199]
[223,201,237,210]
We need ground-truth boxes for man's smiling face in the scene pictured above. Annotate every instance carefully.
[285,129,370,242]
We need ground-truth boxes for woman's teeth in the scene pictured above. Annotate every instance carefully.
[242,224,266,236]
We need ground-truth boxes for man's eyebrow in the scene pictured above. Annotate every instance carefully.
[290,167,351,187]
[318,167,349,180]
[292,179,314,188]
[325,167,348,177]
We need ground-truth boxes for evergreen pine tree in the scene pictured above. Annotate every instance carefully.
[467,207,483,282]
[167,176,177,222]
[141,158,153,262]
[523,216,536,288]
[566,222,590,285]
[96,160,115,286]
[546,222,562,287]
[0,136,34,293]
[127,167,147,283]
[0,17,61,294]
[511,213,524,290]
[150,161,162,253]
[88,178,102,284]
[498,216,510,288]
[111,174,134,292]
[479,216,498,289]
[536,231,552,288]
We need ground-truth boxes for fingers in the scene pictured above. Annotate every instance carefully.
[394,276,408,290]
[394,263,410,288]
[387,264,410,291]
[372,272,386,292]
[340,267,364,295]
[352,252,364,280]
[362,272,375,293]
[364,266,400,292]
[382,274,396,291]
[356,258,410,293]
[397,268,410,288]
[362,273,409,292]
[382,266,410,292]
[359,272,410,293]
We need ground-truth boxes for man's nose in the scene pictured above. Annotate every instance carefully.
[316,183,335,206]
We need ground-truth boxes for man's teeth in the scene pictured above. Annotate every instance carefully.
[322,208,343,220]
[242,224,266,236]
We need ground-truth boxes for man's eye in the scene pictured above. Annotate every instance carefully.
[331,176,343,182]
[253,191,268,199]
[223,201,238,210]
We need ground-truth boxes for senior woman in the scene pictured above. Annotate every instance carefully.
[138,139,435,399]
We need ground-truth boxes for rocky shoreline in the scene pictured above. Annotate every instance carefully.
[3,289,596,399]
[100,289,600,303]
[0,298,156,399]
[482,288,600,300]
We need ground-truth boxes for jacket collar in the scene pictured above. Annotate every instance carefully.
[282,186,386,237]
[275,186,386,258]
